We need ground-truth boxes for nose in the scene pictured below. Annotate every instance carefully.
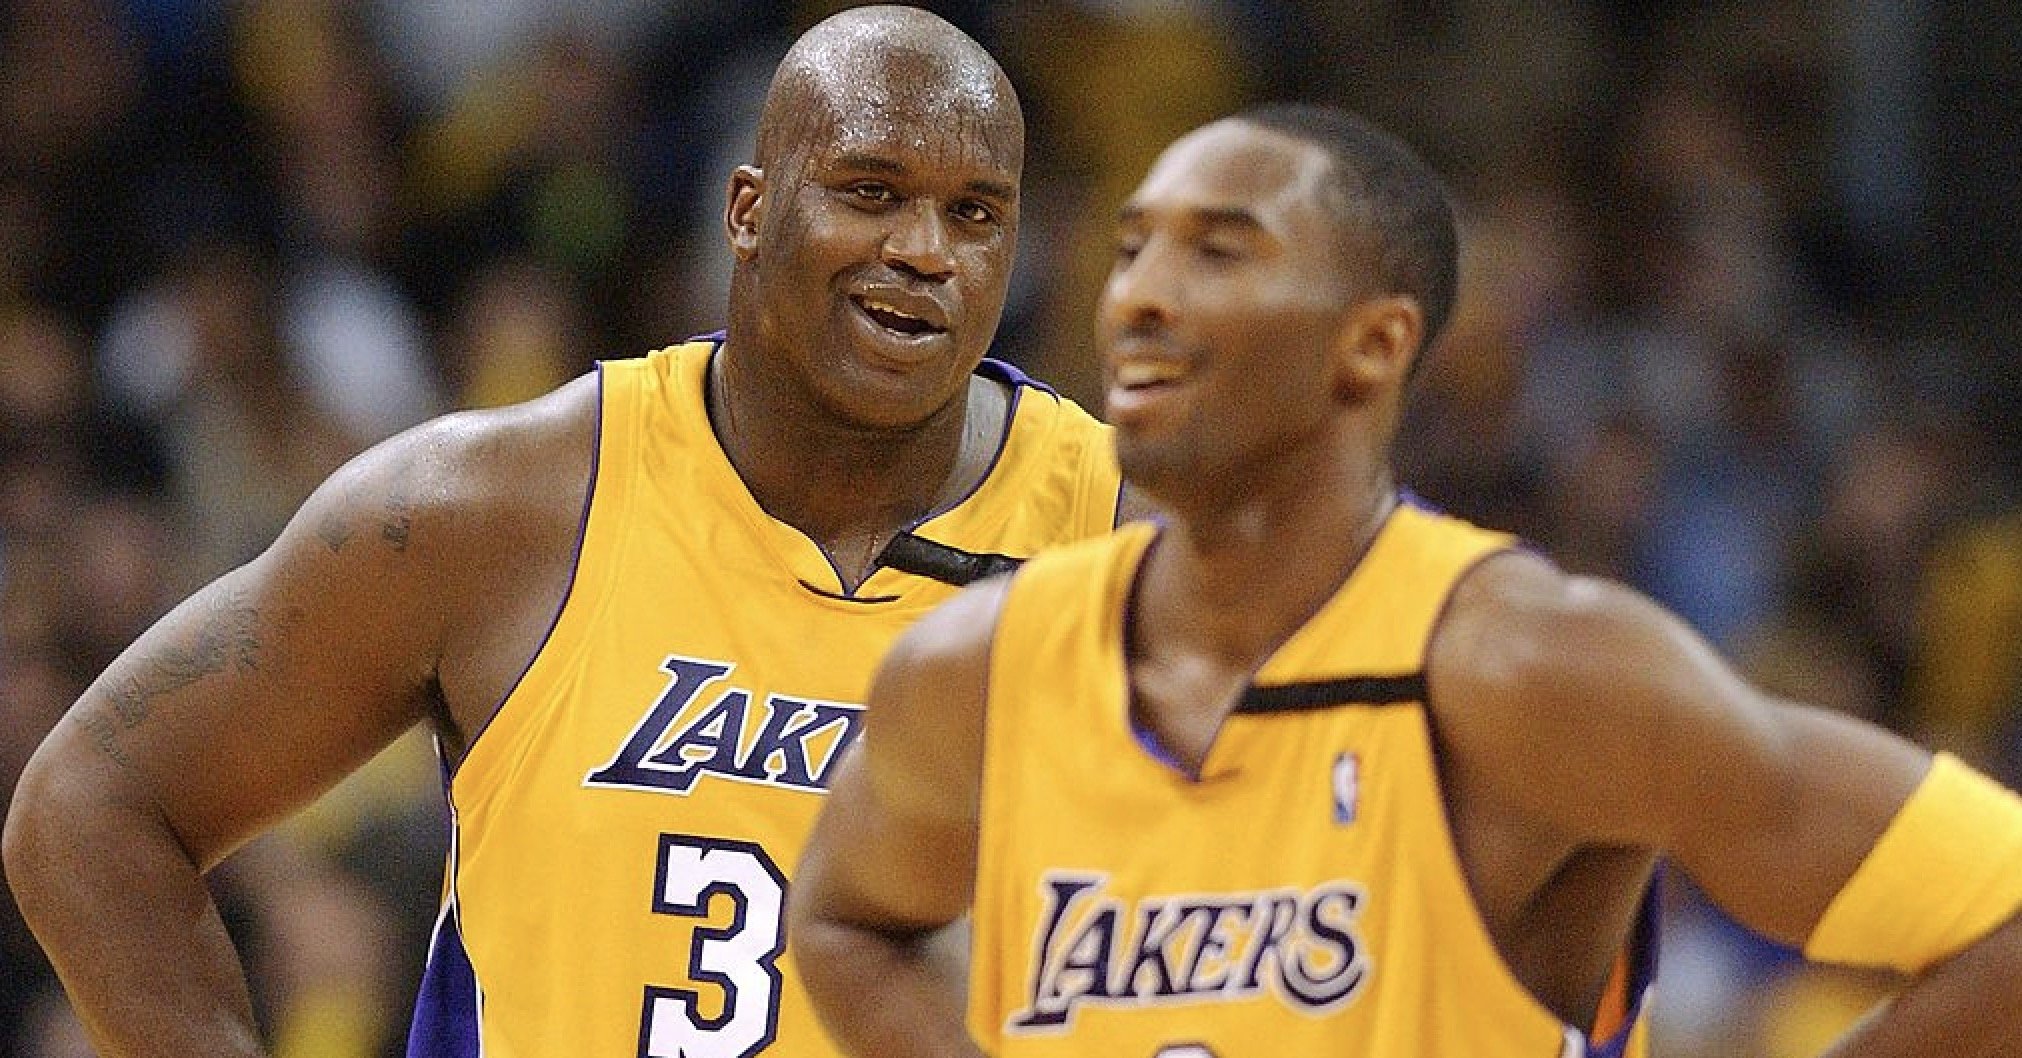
[1099,240,1176,334]
[882,200,957,281]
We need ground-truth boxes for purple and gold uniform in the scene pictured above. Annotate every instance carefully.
[968,502,1655,1057]
[407,339,1122,1058]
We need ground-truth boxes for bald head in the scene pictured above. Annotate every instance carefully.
[754,5,1022,173]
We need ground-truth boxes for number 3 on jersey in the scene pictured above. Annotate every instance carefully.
[641,834,787,1058]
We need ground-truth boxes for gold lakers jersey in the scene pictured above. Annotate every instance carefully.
[968,501,1656,1057]
[407,340,1123,1058]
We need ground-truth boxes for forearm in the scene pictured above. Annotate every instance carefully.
[1820,912,2022,1058]
[5,773,267,1057]
[798,916,985,1058]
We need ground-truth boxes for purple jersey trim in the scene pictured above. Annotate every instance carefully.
[1132,721,1187,771]
[899,361,1031,537]
[976,355,1056,396]
[404,905,480,1058]
[1587,880,1662,1058]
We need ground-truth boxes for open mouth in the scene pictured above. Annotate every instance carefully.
[852,295,946,338]
[1113,360,1188,391]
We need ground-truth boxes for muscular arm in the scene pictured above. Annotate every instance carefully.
[2,379,596,1057]
[790,577,1008,1058]
[1431,552,2022,1055]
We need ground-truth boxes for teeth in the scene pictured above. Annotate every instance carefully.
[861,299,923,323]
[1115,361,1185,388]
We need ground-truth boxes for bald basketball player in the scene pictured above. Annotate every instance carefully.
[4,8,1129,1057]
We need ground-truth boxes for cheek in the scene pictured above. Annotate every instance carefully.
[1222,315,1337,411]
[958,238,1015,293]
[765,191,860,282]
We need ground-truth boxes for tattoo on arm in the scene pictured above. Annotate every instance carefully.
[77,709,130,769]
[75,587,262,766]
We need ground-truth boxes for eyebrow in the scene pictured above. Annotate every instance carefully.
[1117,204,1266,231]
[836,152,907,176]
[834,152,1016,202]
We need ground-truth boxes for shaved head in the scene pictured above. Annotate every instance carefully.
[754,5,1022,174]
[719,4,1026,437]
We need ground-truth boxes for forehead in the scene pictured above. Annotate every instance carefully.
[801,56,1022,177]
[1126,122,1336,231]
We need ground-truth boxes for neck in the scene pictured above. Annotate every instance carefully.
[1149,446,1398,667]
[708,348,1006,588]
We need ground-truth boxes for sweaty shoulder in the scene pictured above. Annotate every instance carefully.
[860,574,1014,824]
[317,372,598,557]
[1430,550,1624,706]
[301,372,601,744]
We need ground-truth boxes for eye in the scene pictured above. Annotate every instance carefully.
[847,182,897,207]
[1197,238,1246,262]
[952,200,998,225]
[1114,233,1145,263]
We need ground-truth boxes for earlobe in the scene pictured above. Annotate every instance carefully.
[726,165,765,260]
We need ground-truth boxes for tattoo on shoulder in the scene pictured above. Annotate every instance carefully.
[314,477,365,553]
[382,477,416,552]
[76,586,262,766]
[317,508,357,553]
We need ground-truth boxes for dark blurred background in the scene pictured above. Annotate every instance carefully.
[3,1,2020,1055]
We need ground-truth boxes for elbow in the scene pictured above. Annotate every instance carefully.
[3,732,143,920]
[5,744,75,919]
[786,873,846,987]
[786,863,886,1003]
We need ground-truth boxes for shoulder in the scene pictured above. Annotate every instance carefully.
[858,575,1012,796]
[329,373,598,523]
[281,373,600,588]
[1426,548,1765,831]
[1432,549,1694,705]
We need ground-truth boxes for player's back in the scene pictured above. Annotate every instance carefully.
[969,501,1655,1057]
[406,340,1121,1058]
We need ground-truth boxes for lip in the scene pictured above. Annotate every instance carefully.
[1103,331,1196,425]
[850,281,951,333]
[846,297,953,364]
[1105,364,1194,429]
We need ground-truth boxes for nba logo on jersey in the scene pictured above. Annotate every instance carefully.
[1332,752,1359,824]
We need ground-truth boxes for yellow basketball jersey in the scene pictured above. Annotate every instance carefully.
[407,339,1123,1058]
[969,502,1656,1058]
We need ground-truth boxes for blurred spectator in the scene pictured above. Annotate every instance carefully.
[1911,510,2022,788]
[441,255,591,409]
[0,0,151,327]
[136,242,361,591]
[234,0,446,440]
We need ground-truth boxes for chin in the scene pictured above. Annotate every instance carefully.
[1115,439,1187,498]
[827,370,967,431]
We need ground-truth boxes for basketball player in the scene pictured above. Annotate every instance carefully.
[790,104,2022,1056]
[3,8,1130,1058]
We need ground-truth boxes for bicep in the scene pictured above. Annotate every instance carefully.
[41,449,453,868]
[1438,561,1928,945]
[797,580,1004,932]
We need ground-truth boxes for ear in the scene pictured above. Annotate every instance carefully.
[1332,296,1424,400]
[726,165,765,260]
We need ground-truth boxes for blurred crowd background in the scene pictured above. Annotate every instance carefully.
[3,1,2021,1055]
